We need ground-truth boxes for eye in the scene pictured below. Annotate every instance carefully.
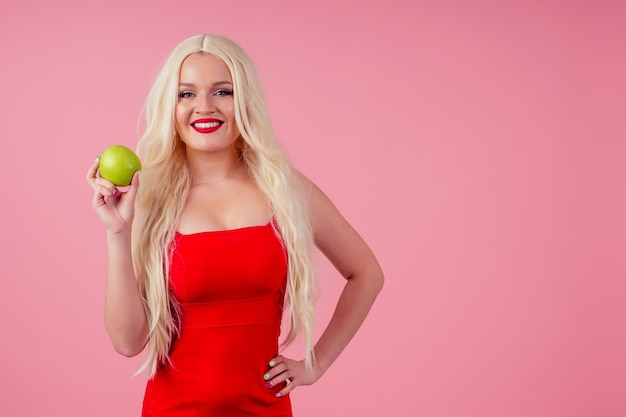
[214,89,233,97]
[178,91,194,99]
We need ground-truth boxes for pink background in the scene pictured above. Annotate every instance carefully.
[1,0,625,416]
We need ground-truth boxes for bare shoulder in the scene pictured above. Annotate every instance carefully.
[294,172,338,233]
[296,172,382,281]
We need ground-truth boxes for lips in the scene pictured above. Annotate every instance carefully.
[191,118,223,133]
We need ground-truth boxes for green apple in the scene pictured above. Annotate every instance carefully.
[99,145,141,187]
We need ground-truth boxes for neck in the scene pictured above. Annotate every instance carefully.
[185,146,246,184]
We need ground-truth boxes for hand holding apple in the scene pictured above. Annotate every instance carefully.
[86,147,140,234]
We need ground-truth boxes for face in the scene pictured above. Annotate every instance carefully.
[175,53,240,155]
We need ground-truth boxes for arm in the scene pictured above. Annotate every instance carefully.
[265,177,384,396]
[307,179,385,373]
[104,227,149,357]
[86,159,149,357]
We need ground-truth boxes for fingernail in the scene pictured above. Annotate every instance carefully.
[269,360,276,367]
[263,373,271,381]
[275,392,282,398]
[266,381,272,388]
[95,156,100,162]
[112,189,118,198]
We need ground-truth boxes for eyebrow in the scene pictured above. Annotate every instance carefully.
[178,81,233,88]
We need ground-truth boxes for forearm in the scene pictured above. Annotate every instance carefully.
[313,268,384,374]
[104,231,149,357]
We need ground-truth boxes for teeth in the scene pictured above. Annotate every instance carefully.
[194,121,221,129]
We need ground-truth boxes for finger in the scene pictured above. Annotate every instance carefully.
[92,180,117,206]
[268,355,286,369]
[93,186,109,208]
[275,377,298,398]
[263,355,286,382]
[264,361,288,380]
[265,362,294,389]
[93,186,113,205]
[86,157,100,186]
[93,178,117,196]
[125,171,140,201]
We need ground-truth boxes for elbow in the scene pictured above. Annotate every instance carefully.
[105,318,149,358]
[112,340,145,357]
[365,259,384,296]
[107,326,147,357]
[374,268,385,294]
[353,263,384,296]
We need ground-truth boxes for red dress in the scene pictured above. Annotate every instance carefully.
[142,222,293,417]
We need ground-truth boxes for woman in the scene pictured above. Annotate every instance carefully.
[86,34,383,416]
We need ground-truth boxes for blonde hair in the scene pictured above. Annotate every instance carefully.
[133,34,316,377]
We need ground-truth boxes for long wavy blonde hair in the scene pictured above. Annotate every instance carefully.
[133,34,316,377]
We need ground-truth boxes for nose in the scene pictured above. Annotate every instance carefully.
[195,93,217,114]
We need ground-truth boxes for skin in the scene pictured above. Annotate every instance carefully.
[86,52,384,398]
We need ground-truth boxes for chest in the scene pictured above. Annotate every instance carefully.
[177,178,271,235]
[169,224,288,304]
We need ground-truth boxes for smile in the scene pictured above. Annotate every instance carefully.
[192,118,223,133]
[194,121,221,129]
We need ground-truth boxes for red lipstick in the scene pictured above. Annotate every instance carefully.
[191,118,223,133]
